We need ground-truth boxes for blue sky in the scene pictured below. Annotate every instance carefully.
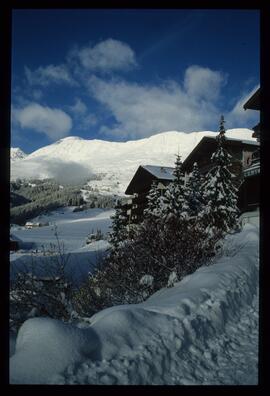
[11,9,260,153]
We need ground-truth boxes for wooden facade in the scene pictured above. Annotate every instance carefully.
[238,88,260,215]
[243,87,260,141]
[182,136,259,188]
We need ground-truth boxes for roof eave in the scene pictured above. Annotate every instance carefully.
[243,88,260,111]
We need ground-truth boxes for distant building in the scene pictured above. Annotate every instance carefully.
[124,165,176,223]
[238,88,260,226]
[10,234,22,251]
[25,221,49,229]
[10,240,19,251]
[25,222,40,229]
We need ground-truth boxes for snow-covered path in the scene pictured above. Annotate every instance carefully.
[10,224,259,385]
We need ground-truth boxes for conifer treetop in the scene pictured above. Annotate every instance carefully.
[216,115,226,145]
[172,154,184,185]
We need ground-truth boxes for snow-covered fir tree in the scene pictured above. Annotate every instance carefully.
[200,116,239,236]
[108,200,128,251]
[185,162,204,218]
[144,180,163,218]
[162,154,189,220]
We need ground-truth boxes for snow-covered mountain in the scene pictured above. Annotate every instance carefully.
[11,148,27,162]
[11,129,256,193]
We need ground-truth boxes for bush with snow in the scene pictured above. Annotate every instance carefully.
[74,121,241,313]
[10,229,76,331]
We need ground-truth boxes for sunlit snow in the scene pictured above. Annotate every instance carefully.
[11,129,256,193]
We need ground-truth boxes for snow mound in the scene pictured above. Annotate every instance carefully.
[10,224,259,384]
[10,317,100,384]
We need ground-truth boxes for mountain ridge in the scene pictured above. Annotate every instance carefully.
[11,129,256,193]
[11,148,27,162]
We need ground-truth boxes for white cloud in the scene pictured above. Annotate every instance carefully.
[11,157,92,185]
[68,98,97,130]
[184,65,227,101]
[25,64,77,86]
[225,85,260,129]
[75,39,137,73]
[69,98,87,115]
[12,103,72,140]
[87,65,227,139]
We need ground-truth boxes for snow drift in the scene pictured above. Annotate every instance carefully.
[10,223,259,384]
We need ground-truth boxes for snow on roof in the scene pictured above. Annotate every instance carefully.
[205,135,259,146]
[142,165,175,180]
[227,137,259,146]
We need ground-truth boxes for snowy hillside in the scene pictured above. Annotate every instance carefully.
[10,223,259,385]
[11,129,256,193]
[11,148,27,162]
[10,207,114,285]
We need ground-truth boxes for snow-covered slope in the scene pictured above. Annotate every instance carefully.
[11,148,27,162]
[11,129,256,193]
[10,223,259,384]
[10,207,114,285]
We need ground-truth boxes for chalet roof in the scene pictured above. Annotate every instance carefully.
[142,165,175,180]
[243,88,260,110]
[125,165,174,195]
[182,135,259,172]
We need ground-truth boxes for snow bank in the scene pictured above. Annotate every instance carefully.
[10,224,259,384]
[10,318,101,384]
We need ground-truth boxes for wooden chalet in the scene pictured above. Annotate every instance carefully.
[182,136,259,187]
[243,87,260,141]
[10,240,19,251]
[238,88,260,225]
[10,234,22,251]
[124,165,175,223]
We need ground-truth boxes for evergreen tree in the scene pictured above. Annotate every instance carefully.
[185,162,204,218]
[108,200,128,251]
[144,180,163,218]
[200,116,239,236]
[162,154,189,220]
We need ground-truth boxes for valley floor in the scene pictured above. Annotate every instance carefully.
[10,223,259,385]
[10,207,114,285]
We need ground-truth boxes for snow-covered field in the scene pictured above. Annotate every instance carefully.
[10,223,259,385]
[10,207,114,285]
